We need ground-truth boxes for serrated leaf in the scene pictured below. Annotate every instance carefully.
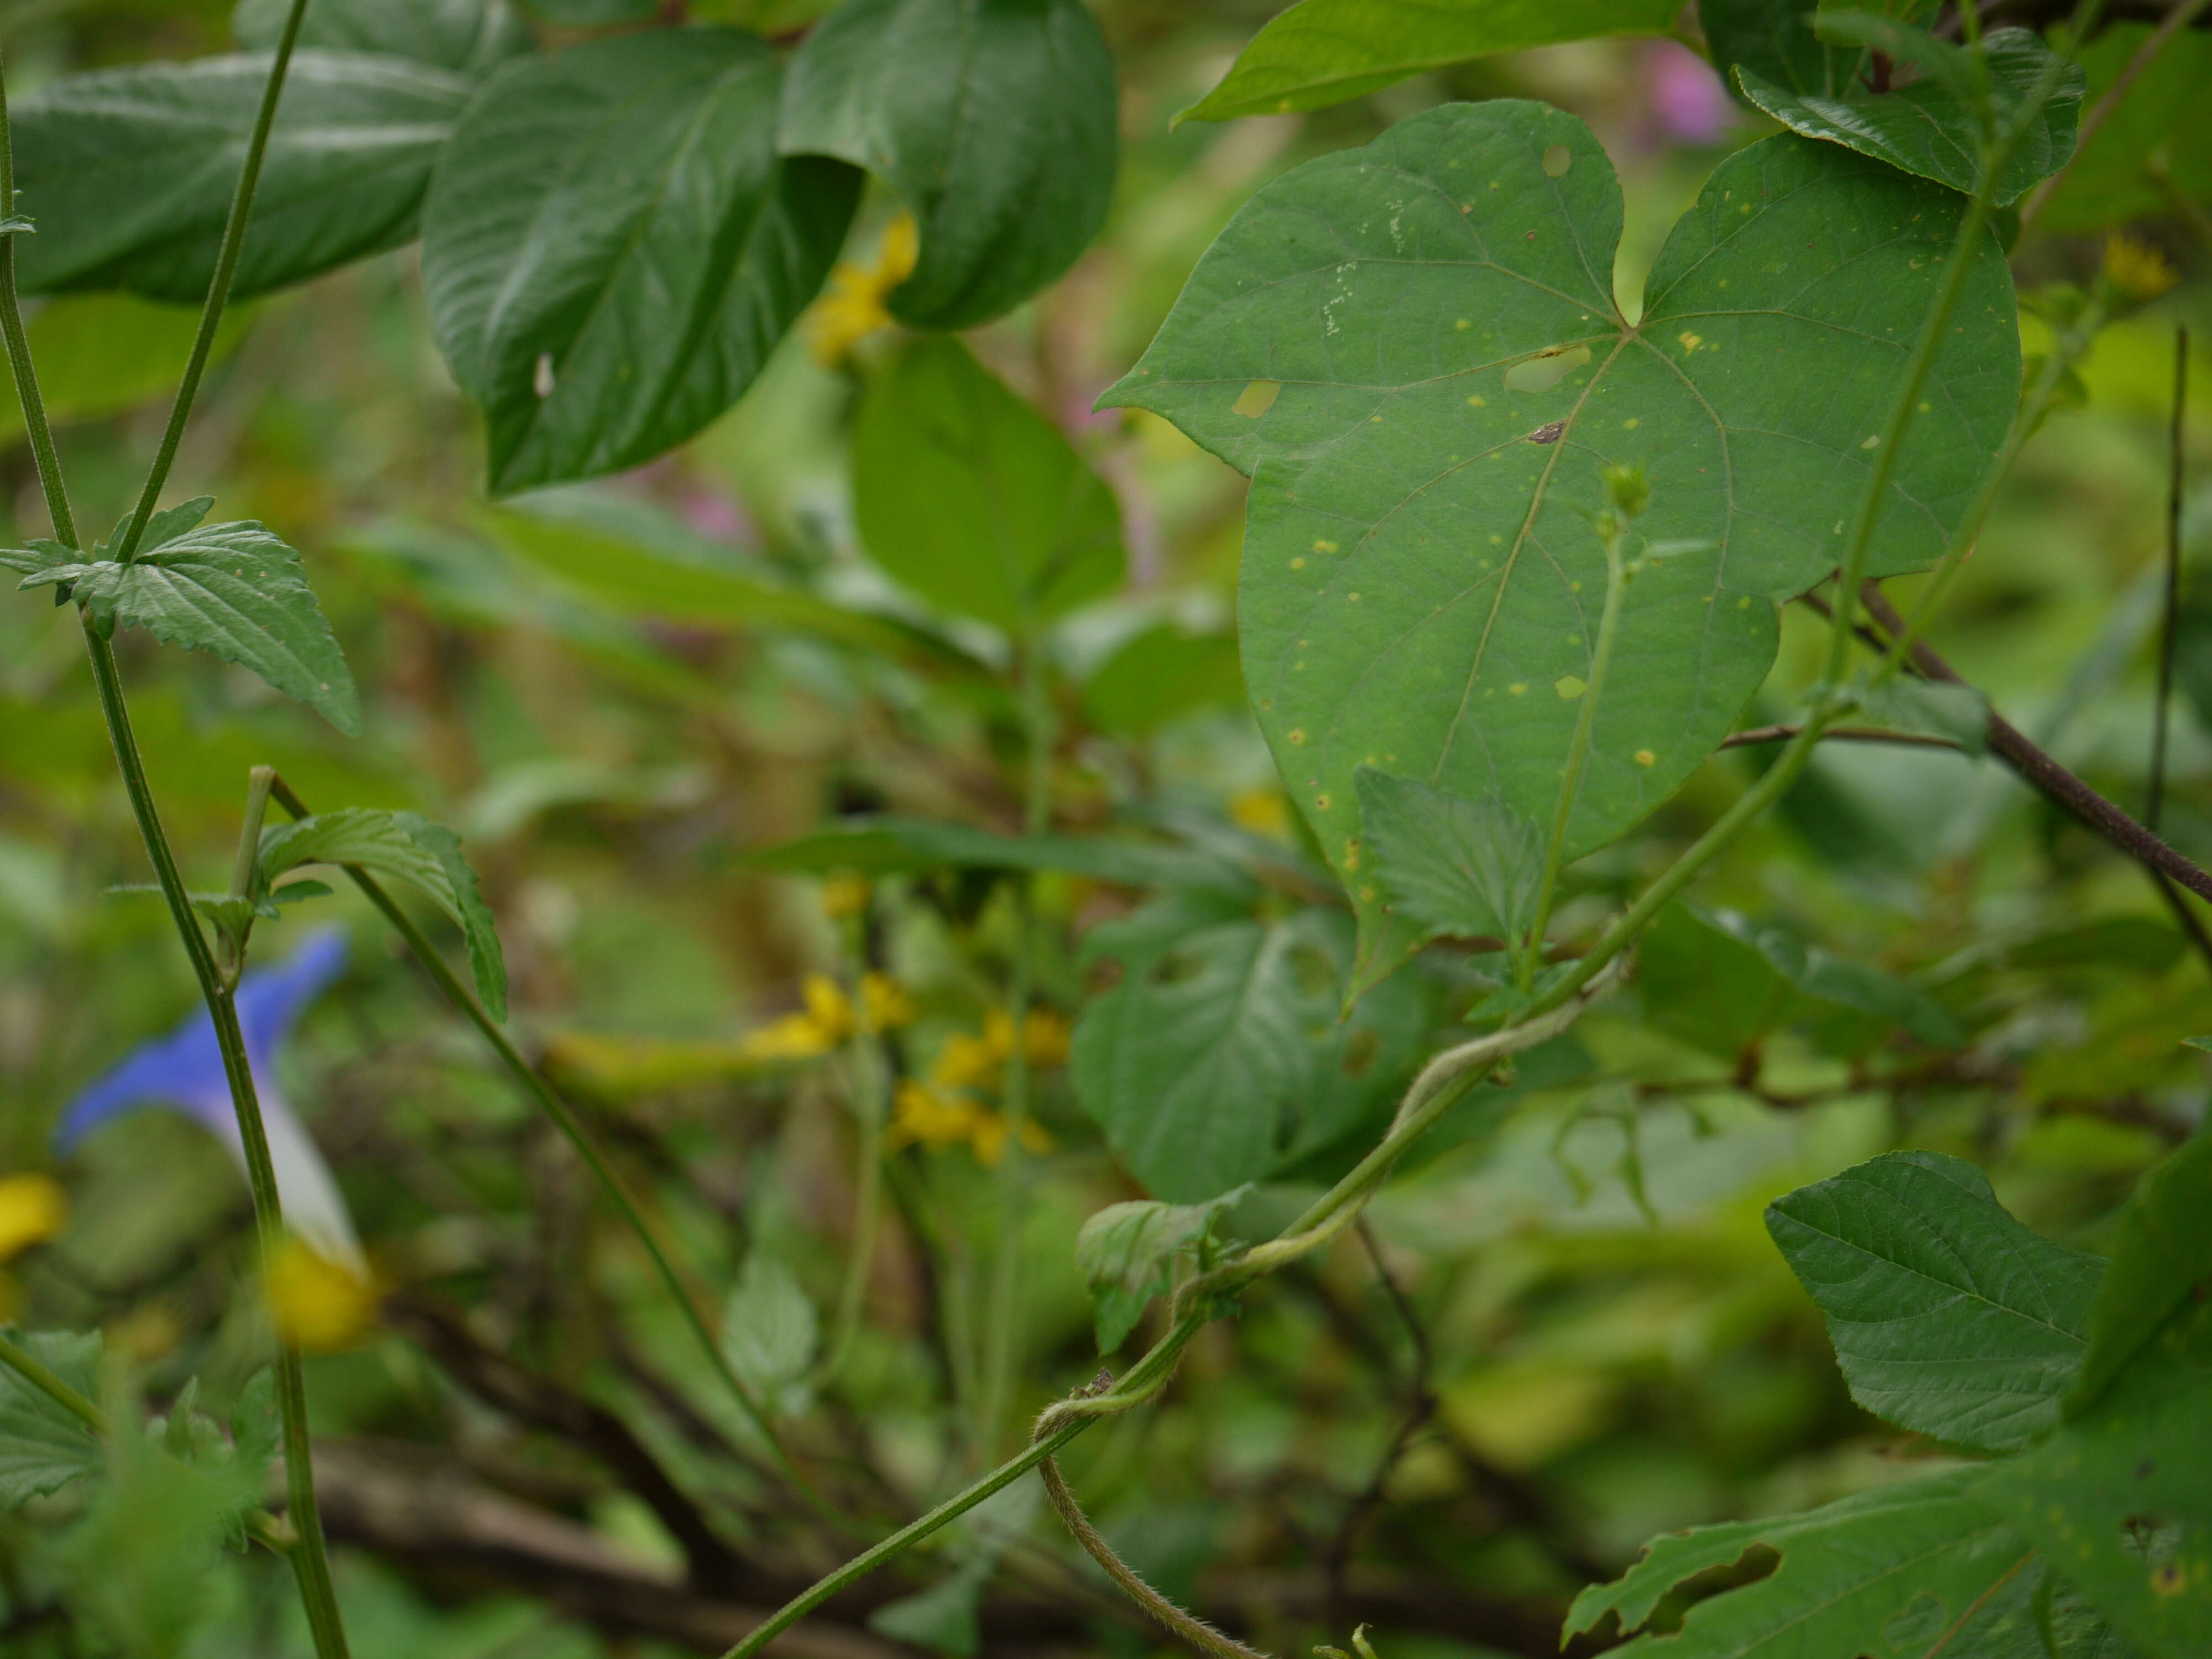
[778,0,1117,330]
[0,1328,102,1510]
[1075,1187,1249,1353]
[1098,102,2016,965]
[721,1254,817,1412]
[1739,28,2084,206]
[11,52,468,303]
[1180,0,1684,124]
[233,0,534,74]
[1854,674,1991,754]
[2067,1134,2212,1415]
[1975,1294,2212,1658]
[1070,893,1421,1201]
[1766,1151,2105,1451]
[852,338,1124,633]
[15,517,358,734]
[258,808,507,1018]
[1565,1467,2034,1658]
[1355,766,1542,946]
[421,29,860,494]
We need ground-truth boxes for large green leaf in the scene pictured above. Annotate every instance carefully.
[1099,102,2015,964]
[1070,892,1422,1201]
[1081,625,1244,738]
[258,808,507,1018]
[1566,1468,2035,1658]
[11,52,469,302]
[0,295,254,451]
[1180,0,1684,124]
[1738,27,2083,205]
[852,338,1124,634]
[421,29,859,494]
[2067,1134,2212,1415]
[778,0,1117,330]
[1701,0,1857,105]
[0,1329,102,1511]
[8,500,358,734]
[2034,23,2212,233]
[233,0,534,74]
[1976,1295,2212,1658]
[1766,1151,2105,1452]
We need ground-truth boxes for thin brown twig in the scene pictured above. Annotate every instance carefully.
[1721,723,1970,752]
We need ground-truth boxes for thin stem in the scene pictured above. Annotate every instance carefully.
[2150,323,2187,833]
[816,1032,889,1385]
[978,635,1053,1458]
[259,778,831,1522]
[1527,520,1628,964]
[0,71,74,551]
[108,0,311,565]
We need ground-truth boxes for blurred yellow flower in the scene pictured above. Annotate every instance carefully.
[887,1081,1051,1167]
[266,1234,383,1354]
[820,875,871,920]
[930,1028,1000,1090]
[0,1173,66,1262]
[860,971,916,1032]
[1229,788,1289,838]
[805,213,920,367]
[928,1008,1070,1091]
[2103,233,2178,305]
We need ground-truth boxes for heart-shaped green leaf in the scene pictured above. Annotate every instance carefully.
[1740,27,2083,205]
[1181,0,1685,124]
[11,52,469,302]
[778,0,1118,330]
[12,508,358,734]
[852,338,1124,633]
[422,29,860,494]
[1099,102,2016,968]
[232,0,534,75]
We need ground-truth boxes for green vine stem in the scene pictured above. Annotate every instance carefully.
[257,776,834,1524]
[0,13,350,1653]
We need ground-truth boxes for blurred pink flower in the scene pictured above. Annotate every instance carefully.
[1645,41,1731,145]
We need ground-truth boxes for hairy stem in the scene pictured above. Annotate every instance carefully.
[258,778,832,1522]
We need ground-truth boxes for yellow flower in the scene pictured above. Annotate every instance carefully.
[968,1112,1053,1168]
[0,1173,66,1262]
[860,971,916,1032]
[740,973,855,1061]
[265,1234,383,1354]
[821,875,871,920]
[930,1027,1001,1091]
[804,213,920,367]
[2103,233,2178,305]
[981,1008,1071,1071]
[886,1081,1051,1167]
[1229,788,1289,838]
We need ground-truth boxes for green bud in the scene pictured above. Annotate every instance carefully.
[1602,462,1650,521]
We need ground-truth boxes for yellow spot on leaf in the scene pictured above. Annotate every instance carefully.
[1233,379,1283,418]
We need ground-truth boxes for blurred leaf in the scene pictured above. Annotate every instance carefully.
[11,506,359,735]
[1072,893,1416,1201]
[1179,0,1683,123]
[867,1559,988,1657]
[1566,1468,2032,1658]
[1075,1186,1247,1353]
[2067,1134,2212,1415]
[1357,766,1542,946]
[1081,624,1243,738]
[11,52,469,302]
[0,1329,102,1511]
[779,0,1118,330]
[853,338,1124,633]
[421,29,859,493]
[721,1254,817,1411]
[518,0,657,20]
[1853,675,1990,754]
[2034,23,2212,233]
[233,0,535,74]
[1100,103,2014,969]
[1766,1151,2104,1451]
[0,295,252,451]
[750,816,1253,894]
[1738,28,2083,205]
[258,808,506,1018]
[1976,1295,2212,1658]
[1702,0,1858,105]
[2006,916,2187,975]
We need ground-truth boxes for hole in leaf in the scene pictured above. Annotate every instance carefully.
[1504,345,1592,394]
[1542,144,1573,178]
[1232,379,1282,418]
